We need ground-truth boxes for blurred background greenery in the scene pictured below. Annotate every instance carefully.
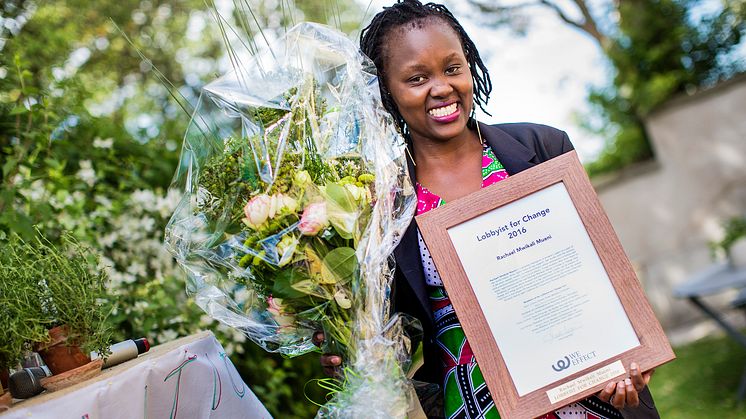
[1,0,745,417]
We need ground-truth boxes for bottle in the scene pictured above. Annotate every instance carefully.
[91,338,150,369]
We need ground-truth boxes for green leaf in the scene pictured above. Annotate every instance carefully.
[290,279,332,300]
[9,106,28,115]
[321,247,358,285]
[324,183,355,212]
[2,158,17,177]
[8,89,21,102]
[272,269,309,299]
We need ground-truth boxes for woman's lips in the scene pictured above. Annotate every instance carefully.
[428,102,460,123]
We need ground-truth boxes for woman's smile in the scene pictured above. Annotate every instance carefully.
[428,102,459,120]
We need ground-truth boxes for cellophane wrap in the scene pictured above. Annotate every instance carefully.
[165,22,419,417]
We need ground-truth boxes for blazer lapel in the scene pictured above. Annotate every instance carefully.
[393,153,433,325]
[479,122,537,175]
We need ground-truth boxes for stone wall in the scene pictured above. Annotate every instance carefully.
[593,75,746,343]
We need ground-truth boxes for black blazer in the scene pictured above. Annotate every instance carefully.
[392,122,659,418]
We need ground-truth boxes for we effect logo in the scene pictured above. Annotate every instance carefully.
[551,350,598,372]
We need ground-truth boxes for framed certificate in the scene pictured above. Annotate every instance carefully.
[416,151,674,418]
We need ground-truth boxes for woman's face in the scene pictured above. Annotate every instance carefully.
[383,19,474,144]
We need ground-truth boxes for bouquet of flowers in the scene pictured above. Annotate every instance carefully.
[165,22,418,417]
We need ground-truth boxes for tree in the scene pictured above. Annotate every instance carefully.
[469,0,746,175]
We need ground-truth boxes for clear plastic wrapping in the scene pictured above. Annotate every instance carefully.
[165,22,418,417]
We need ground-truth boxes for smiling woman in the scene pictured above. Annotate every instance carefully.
[313,1,662,418]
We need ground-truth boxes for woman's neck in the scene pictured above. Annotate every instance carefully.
[411,129,482,172]
[409,128,485,202]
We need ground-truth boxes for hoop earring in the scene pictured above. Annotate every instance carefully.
[471,108,485,145]
[405,144,416,167]
[395,120,416,167]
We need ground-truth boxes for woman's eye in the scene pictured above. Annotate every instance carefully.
[408,75,426,84]
[445,66,461,75]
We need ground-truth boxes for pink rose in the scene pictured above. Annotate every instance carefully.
[267,296,294,328]
[298,202,328,236]
[243,194,271,229]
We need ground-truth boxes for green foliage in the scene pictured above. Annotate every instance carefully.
[649,333,746,417]
[0,237,51,370]
[586,0,746,176]
[709,215,746,259]
[0,232,112,365]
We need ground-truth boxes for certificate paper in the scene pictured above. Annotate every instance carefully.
[447,182,639,396]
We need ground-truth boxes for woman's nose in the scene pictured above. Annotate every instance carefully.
[430,76,454,98]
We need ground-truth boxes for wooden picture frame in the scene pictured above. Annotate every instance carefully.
[416,151,674,418]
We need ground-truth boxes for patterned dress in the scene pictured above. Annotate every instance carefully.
[415,146,622,419]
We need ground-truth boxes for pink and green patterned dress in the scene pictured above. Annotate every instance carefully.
[415,145,621,419]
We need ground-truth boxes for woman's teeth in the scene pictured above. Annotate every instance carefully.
[429,103,457,117]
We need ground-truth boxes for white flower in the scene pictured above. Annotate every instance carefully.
[95,195,113,209]
[276,234,299,267]
[76,160,96,187]
[93,137,114,149]
[139,216,155,232]
[126,262,147,277]
[20,180,46,201]
[268,193,298,218]
[157,329,179,343]
[242,194,271,228]
[131,189,158,210]
[298,202,328,236]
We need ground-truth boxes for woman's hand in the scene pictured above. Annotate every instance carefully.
[313,331,342,377]
[597,362,654,409]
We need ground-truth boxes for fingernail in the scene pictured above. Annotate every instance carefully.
[625,378,632,386]
[331,356,341,365]
[630,362,638,371]
[606,382,615,391]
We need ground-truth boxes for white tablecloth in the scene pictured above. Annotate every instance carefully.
[2,331,271,419]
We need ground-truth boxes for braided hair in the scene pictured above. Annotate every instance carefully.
[360,0,492,135]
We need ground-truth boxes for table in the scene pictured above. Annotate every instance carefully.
[2,331,271,418]
[673,262,746,400]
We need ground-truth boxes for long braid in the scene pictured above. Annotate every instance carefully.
[360,0,493,135]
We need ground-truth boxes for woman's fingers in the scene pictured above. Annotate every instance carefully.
[643,368,655,386]
[600,382,616,404]
[320,354,342,378]
[624,378,639,407]
[609,380,626,409]
[312,331,325,347]
[320,354,342,367]
[598,362,650,409]
[629,362,646,391]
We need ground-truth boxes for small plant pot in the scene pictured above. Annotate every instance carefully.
[35,325,90,375]
[0,391,11,411]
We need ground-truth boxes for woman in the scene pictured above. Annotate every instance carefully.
[320,1,659,417]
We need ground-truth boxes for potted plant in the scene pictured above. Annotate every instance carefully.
[0,233,111,375]
[0,237,51,376]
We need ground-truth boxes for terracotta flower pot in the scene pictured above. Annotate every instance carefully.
[0,391,11,411]
[0,369,8,390]
[35,325,90,375]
